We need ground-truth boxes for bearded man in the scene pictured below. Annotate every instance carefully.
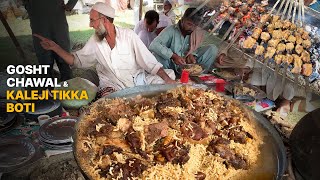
[34,2,176,97]
[149,8,218,76]
[162,0,176,24]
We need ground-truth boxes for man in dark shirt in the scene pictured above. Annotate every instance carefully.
[24,0,78,81]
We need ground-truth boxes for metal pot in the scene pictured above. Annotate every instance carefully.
[73,84,287,180]
[290,108,320,180]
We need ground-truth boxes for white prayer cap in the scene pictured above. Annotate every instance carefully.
[92,2,115,18]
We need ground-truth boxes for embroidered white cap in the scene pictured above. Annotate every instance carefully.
[91,2,115,18]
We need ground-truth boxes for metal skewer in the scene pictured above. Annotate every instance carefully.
[202,10,220,29]
[210,14,229,35]
[301,0,305,25]
[305,76,313,111]
[273,49,291,100]
[251,41,266,86]
[298,0,302,26]
[190,0,211,16]
[292,0,298,23]
[262,57,271,84]
[270,0,282,14]
[221,21,236,41]
[281,0,292,20]
[270,0,292,95]
[276,0,288,16]
[286,0,294,20]
[293,72,300,93]
[278,63,290,96]
[219,26,245,54]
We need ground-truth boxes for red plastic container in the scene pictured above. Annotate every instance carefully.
[180,70,189,83]
[215,79,226,92]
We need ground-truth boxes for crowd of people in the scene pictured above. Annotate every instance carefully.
[28,0,317,116]
[33,1,219,97]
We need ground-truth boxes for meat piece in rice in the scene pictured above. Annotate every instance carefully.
[181,121,208,141]
[160,140,190,165]
[144,121,169,144]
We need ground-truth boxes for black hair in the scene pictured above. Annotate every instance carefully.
[145,10,159,25]
[164,0,172,6]
[106,16,114,23]
[182,8,203,25]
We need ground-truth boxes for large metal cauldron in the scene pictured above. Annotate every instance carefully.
[73,84,286,180]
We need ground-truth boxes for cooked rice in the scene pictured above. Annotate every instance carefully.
[75,86,266,180]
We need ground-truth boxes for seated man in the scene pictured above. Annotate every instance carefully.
[149,8,218,76]
[34,2,176,97]
[134,10,172,47]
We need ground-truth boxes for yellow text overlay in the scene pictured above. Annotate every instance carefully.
[6,90,89,112]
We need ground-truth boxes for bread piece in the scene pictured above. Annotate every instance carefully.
[275,54,284,64]
[276,43,286,53]
[243,36,256,49]
[295,44,304,55]
[268,39,280,47]
[301,50,310,63]
[255,45,265,55]
[302,63,313,76]
[264,46,276,59]
[286,42,295,52]
[302,39,311,49]
[252,28,262,40]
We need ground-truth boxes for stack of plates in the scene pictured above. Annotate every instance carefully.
[24,99,62,121]
[0,100,18,134]
[38,117,78,150]
[0,137,37,172]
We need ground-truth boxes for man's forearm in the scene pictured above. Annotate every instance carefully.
[157,68,173,82]
[149,39,174,60]
[53,46,75,65]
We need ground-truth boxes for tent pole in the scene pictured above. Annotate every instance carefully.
[0,10,29,65]
[139,0,143,20]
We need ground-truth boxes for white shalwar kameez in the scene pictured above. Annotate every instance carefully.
[71,27,175,91]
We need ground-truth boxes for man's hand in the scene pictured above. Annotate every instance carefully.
[33,34,59,51]
[171,53,186,65]
[216,53,226,65]
[60,0,72,11]
[186,54,196,64]
[156,68,176,85]
[165,79,176,84]
[33,34,75,66]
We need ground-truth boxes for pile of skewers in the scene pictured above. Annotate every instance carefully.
[208,0,269,41]
[242,14,313,77]
[206,0,319,80]
[196,0,320,97]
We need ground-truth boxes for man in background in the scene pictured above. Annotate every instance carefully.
[134,10,172,47]
[149,8,218,76]
[24,0,78,81]
[162,0,176,24]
